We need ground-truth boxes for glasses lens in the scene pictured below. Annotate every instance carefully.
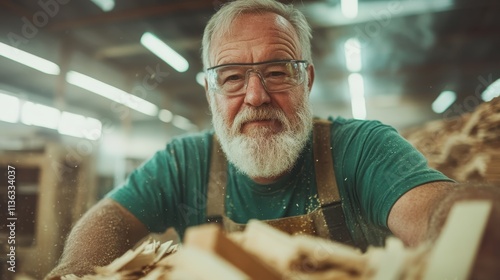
[208,60,306,95]
[262,61,303,92]
[214,65,247,95]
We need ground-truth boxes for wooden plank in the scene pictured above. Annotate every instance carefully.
[470,201,500,278]
[423,200,492,280]
[237,219,299,274]
[371,238,406,280]
[169,246,250,280]
[184,223,281,280]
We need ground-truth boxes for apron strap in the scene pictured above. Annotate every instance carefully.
[313,119,355,245]
[206,135,226,224]
[313,119,340,205]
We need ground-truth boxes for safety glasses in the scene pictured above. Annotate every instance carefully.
[206,60,309,96]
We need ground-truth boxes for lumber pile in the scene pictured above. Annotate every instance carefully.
[58,200,496,280]
[403,97,500,184]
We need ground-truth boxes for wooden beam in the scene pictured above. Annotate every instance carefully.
[0,0,33,18]
[46,0,319,31]
[48,0,218,31]
[184,224,282,280]
[423,201,493,280]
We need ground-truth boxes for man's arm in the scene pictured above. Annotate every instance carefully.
[388,181,500,246]
[46,198,149,279]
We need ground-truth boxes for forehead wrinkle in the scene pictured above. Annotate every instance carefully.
[270,14,302,58]
[211,12,302,66]
[214,32,300,66]
[215,40,296,65]
[273,17,300,47]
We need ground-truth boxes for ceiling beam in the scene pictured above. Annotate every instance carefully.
[0,0,33,18]
[46,0,319,32]
[48,0,220,31]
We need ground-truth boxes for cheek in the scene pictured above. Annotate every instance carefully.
[214,95,243,123]
[275,91,305,119]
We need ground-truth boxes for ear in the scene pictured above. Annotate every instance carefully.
[204,77,211,106]
[306,64,315,94]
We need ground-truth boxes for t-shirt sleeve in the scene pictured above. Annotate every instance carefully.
[106,148,181,233]
[343,120,453,229]
[105,133,212,237]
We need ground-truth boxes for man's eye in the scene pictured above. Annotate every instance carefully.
[223,75,244,83]
[267,71,287,78]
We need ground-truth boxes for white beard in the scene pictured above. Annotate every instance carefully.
[209,93,313,180]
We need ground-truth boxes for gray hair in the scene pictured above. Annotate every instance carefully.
[201,0,313,70]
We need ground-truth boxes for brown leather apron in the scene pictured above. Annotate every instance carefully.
[206,119,356,246]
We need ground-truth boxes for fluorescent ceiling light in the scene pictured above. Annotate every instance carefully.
[0,92,20,123]
[90,0,115,12]
[432,91,456,113]
[304,0,454,28]
[21,101,61,129]
[58,111,87,138]
[59,112,102,140]
[159,109,173,123]
[344,38,362,72]
[481,79,500,102]
[0,90,102,139]
[66,71,158,116]
[172,115,196,131]
[348,73,366,120]
[196,72,206,87]
[84,117,102,140]
[341,0,358,18]
[141,32,189,73]
[0,42,60,75]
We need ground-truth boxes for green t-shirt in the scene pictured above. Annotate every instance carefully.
[108,117,451,246]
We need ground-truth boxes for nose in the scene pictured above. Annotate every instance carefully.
[244,72,271,107]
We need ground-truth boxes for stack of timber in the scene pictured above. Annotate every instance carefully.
[403,97,500,184]
[58,200,496,280]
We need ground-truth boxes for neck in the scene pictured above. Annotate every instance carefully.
[251,171,289,184]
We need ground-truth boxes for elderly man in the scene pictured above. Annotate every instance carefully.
[48,0,499,277]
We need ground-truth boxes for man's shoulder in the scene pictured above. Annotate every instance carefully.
[326,116,394,133]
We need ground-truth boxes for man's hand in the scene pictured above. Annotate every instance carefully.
[45,198,149,279]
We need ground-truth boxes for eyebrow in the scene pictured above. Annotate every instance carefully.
[207,59,307,70]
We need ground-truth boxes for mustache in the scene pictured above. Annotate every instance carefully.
[232,106,287,131]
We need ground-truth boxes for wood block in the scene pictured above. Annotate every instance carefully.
[292,234,364,274]
[169,246,250,280]
[371,237,406,280]
[184,223,281,280]
[238,219,299,274]
[470,201,500,279]
[423,200,492,280]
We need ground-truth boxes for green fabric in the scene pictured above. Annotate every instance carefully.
[107,116,452,246]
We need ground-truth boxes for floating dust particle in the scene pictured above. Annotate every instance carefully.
[306,194,320,213]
